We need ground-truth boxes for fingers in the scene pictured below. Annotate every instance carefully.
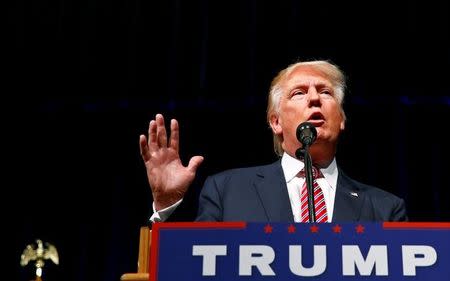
[142,113,181,159]
[187,156,204,173]
[169,119,179,152]
[148,119,158,152]
[139,135,151,162]
[155,113,168,147]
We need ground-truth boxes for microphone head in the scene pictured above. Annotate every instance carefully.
[296,122,317,147]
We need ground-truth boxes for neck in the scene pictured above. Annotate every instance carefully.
[308,143,335,168]
[284,142,336,168]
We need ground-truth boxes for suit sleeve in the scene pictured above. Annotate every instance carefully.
[368,189,409,222]
[195,176,224,222]
[390,197,409,221]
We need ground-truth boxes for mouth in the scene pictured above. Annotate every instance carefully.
[307,112,325,126]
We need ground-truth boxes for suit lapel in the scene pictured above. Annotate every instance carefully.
[253,161,294,222]
[332,170,365,221]
[251,162,366,222]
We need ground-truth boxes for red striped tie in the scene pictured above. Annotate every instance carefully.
[299,166,328,223]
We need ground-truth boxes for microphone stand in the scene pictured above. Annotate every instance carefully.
[296,145,316,222]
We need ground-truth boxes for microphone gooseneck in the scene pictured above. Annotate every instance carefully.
[295,122,318,222]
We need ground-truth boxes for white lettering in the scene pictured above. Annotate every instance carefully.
[342,245,388,276]
[239,245,276,276]
[192,245,227,276]
[289,245,327,276]
[402,245,437,276]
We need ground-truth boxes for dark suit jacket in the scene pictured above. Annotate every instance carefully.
[195,160,408,222]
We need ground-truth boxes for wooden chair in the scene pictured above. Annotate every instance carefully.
[120,226,151,281]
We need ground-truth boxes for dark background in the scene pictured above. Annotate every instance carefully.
[6,0,449,281]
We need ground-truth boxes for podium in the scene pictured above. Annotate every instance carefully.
[120,226,151,281]
[148,222,450,281]
[120,222,450,281]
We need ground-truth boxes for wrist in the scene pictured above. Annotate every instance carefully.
[154,195,182,211]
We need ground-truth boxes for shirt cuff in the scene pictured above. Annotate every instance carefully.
[149,199,183,223]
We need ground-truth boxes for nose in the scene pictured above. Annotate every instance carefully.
[307,87,321,105]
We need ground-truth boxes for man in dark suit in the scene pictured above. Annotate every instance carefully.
[139,60,408,223]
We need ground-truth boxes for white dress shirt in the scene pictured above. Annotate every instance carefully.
[149,199,182,223]
[281,152,338,222]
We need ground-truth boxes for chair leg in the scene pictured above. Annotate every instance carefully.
[120,226,151,281]
[138,226,151,273]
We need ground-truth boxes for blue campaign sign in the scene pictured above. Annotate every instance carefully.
[150,222,450,281]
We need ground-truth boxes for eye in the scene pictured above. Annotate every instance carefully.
[292,90,306,96]
[320,90,332,95]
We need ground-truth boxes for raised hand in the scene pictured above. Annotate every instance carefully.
[139,114,204,210]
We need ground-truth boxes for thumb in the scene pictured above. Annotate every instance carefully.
[187,156,204,173]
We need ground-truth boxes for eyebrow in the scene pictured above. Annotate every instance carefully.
[288,81,333,92]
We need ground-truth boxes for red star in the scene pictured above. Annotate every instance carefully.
[355,224,365,234]
[310,225,319,233]
[332,224,342,233]
[288,224,296,233]
[264,224,273,233]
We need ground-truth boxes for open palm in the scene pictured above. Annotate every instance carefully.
[139,114,203,210]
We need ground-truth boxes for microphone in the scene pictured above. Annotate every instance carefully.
[296,122,317,147]
[295,122,317,222]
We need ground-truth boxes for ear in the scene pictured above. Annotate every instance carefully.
[269,114,283,135]
[340,119,345,131]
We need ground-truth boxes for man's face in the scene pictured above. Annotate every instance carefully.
[270,65,345,156]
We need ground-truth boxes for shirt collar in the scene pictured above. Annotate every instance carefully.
[281,152,339,189]
[281,152,305,182]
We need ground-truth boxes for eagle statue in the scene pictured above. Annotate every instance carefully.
[20,239,59,279]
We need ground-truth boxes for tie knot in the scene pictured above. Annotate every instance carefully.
[298,165,323,179]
